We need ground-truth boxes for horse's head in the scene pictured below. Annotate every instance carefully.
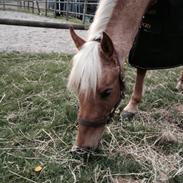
[68,28,125,154]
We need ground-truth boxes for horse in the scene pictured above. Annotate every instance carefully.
[67,0,183,154]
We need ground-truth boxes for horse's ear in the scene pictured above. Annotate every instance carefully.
[70,27,86,50]
[100,32,114,58]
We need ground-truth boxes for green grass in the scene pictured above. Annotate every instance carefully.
[0,52,182,183]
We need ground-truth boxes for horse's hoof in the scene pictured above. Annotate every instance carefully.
[120,110,136,120]
[176,81,183,92]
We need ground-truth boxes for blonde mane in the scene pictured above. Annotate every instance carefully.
[88,0,118,41]
[67,41,101,95]
[68,0,118,96]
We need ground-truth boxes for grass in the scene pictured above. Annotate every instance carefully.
[0,52,182,183]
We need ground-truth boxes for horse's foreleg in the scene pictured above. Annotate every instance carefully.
[176,70,183,91]
[122,68,146,119]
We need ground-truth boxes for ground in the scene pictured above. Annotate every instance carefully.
[0,10,183,183]
[0,10,87,53]
[0,53,182,183]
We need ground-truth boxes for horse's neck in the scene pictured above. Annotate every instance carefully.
[105,0,151,63]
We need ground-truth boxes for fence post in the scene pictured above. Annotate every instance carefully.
[18,1,21,11]
[3,0,5,10]
[45,0,48,16]
[32,1,34,13]
[28,1,30,11]
[54,0,57,17]
[23,0,25,10]
[66,0,69,21]
[82,0,88,24]
[35,0,40,15]
[58,0,60,15]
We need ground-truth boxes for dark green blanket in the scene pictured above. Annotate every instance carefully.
[129,0,183,69]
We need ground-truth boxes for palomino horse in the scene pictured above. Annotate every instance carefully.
[68,0,183,154]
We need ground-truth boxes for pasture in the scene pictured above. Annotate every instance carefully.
[0,52,182,182]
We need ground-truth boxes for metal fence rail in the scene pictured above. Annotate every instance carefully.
[0,0,99,24]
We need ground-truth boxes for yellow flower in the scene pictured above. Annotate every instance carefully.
[34,165,43,172]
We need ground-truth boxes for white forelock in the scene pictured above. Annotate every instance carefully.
[68,0,118,96]
[67,41,101,96]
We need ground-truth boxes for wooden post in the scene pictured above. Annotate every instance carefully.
[3,0,5,10]
[82,0,88,24]
[23,0,25,10]
[32,1,34,13]
[19,1,22,8]
[58,0,60,15]
[54,0,57,17]
[45,0,48,16]
[28,1,30,11]
[35,0,40,15]
[66,0,69,21]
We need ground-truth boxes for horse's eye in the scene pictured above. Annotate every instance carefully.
[100,89,112,98]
